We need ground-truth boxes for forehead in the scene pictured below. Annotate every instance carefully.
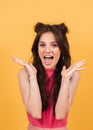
[39,32,56,42]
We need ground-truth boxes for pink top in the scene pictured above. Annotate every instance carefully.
[27,69,68,128]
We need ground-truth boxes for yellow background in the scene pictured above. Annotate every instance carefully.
[0,0,93,130]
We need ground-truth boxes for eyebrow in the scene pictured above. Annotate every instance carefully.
[39,41,57,44]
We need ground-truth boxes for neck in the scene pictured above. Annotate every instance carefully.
[45,68,55,78]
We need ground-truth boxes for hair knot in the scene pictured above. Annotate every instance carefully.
[59,23,68,35]
[34,22,45,33]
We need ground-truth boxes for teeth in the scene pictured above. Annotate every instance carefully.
[44,56,53,58]
[44,56,53,59]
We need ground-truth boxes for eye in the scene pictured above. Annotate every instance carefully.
[51,43,58,47]
[39,42,46,47]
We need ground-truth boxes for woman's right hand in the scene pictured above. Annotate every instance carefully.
[12,56,37,76]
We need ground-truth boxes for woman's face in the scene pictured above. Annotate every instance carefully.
[38,32,61,69]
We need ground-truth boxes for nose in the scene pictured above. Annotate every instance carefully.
[45,45,51,52]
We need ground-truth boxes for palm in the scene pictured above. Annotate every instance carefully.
[61,60,86,79]
[12,57,37,75]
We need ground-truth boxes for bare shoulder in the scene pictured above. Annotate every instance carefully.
[72,71,80,81]
[18,68,28,79]
[74,71,80,77]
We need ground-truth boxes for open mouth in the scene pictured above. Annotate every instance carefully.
[44,56,54,59]
[44,56,54,65]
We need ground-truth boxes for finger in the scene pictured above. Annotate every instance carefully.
[62,66,66,71]
[12,57,21,62]
[29,62,33,66]
[12,57,25,63]
[12,58,25,65]
[75,59,86,65]
[12,57,27,66]
[76,68,87,71]
[76,59,87,67]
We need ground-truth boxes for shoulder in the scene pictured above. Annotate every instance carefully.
[71,71,80,82]
[18,68,28,79]
[73,71,80,78]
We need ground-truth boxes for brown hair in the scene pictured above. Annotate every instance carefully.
[31,22,71,112]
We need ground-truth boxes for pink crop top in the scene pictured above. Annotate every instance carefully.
[27,69,68,128]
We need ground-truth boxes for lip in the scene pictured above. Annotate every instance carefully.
[44,55,53,58]
[44,55,54,59]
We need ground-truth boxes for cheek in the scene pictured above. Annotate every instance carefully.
[38,49,43,59]
[54,50,61,62]
[38,47,41,56]
[56,49,61,57]
[57,53,61,61]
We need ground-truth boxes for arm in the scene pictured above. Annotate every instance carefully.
[55,60,86,120]
[55,71,80,120]
[18,69,42,119]
[12,57,42,119]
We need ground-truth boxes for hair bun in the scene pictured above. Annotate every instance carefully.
[59,23,68,35]
[34,22,45,33]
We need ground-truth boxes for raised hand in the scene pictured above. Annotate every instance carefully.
[12,57,37,76]
[61,59,86,81]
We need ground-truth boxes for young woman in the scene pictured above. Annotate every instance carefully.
[12,22,86,130]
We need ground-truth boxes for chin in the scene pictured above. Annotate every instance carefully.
[43,65,55,70]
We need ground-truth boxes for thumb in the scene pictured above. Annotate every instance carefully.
[61,66,66,76]
[62,66,66,71]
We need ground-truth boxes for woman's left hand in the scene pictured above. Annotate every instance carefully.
[61,59,86,81]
